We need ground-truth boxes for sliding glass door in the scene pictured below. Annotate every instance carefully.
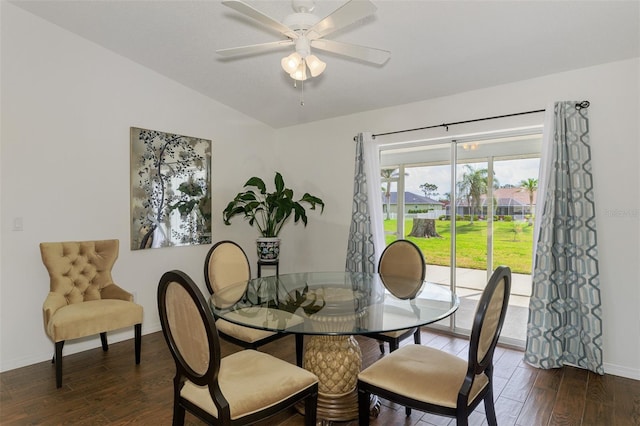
[380,131,541,347]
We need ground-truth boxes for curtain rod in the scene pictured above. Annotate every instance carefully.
[361,101,590,139]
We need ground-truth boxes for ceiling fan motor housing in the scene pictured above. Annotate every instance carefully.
[283,12,320,33]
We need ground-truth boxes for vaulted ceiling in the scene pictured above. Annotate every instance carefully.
[12,0,640,128]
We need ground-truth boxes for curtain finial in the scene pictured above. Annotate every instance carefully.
[575,101,590,110]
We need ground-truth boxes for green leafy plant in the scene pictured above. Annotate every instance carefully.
[222,172,325,237]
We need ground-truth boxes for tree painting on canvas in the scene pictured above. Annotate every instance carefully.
[130,127,211,250]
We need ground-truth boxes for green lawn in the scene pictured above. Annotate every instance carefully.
[384,219,534,274]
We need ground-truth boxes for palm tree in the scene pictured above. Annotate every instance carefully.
[457,165,498,223]
[381,168,397,220]
[519,177,538,222]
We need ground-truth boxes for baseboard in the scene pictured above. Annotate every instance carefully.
[604,362,640,380]
[0,321,162,373]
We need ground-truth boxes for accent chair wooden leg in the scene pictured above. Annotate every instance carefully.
[378,341,385,354]
[100,332,109,351]
[55,341,64,388]
[134,323,142,364]
[295,334,303,367]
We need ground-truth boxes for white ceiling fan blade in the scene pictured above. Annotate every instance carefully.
[216,40,294,57]
[311,39,390,65]
[305,0,377,40]
[222,0,298,39]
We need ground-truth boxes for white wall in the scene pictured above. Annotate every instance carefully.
[0,3,277,371]
[275,58,640,380]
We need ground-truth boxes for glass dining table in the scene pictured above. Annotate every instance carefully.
[209,271,459,423]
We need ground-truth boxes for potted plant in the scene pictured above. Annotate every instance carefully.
[222,171,325,262]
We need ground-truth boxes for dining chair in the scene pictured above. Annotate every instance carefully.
[40,239,143,388]
[158,269,318,426]
[366,239,426,354]
[204,240,304,366]
[357,266,511,426]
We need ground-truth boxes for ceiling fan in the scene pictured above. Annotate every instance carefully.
[216,0,390,81]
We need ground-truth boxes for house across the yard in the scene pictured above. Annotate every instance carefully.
[448,188,538,219]
[383,191,444,217]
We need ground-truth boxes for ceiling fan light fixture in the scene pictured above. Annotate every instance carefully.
[218,0,391,96]
[281,52,302,74]
[306,54,326,77]
[290,61,308,81]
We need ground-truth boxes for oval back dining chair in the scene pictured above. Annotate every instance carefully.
[366,239,426,354]
[204,240,303,366]
[158,269,319,426]
[357,266,512,426]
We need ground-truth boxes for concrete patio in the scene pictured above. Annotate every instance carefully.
[425,264,531,343]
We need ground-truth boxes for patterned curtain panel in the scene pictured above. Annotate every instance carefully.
[525,101,604,375]
[345,133,384,273]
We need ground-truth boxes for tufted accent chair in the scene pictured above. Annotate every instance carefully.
[40,239,143,388]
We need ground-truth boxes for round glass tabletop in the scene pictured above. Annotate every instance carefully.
[209,271,459,335]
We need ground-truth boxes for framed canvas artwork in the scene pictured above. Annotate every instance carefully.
[130,127,212,250]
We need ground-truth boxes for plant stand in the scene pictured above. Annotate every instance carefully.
[257,259,279,277]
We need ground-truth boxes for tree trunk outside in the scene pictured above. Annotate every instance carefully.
[408,218,442,238]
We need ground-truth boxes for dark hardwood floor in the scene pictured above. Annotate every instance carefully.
[1,329,639,425]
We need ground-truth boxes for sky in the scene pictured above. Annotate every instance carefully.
[400,158,540,200]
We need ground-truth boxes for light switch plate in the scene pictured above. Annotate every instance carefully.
[12,217,23,231]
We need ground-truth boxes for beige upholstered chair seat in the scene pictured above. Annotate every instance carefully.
[215,319,276,343]
[216,308,304,343]
[378,330,407,339]
[181,349,318,420]
[359,345,488,408]
[46,299,143,342]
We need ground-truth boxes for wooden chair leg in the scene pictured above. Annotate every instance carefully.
[389,340,399,352]
[172,401,186,426]
[456,413,469,426]
[484,388,498,426]
[134,323,142,364]
[295,334,303,367]
[378,341,385,354]
[357,387,371,426]
[100,332,109,351]
[55,341,64,388]
[304,389,318,426]
[413,328,421,344]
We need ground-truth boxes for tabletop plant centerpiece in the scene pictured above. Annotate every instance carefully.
[222,171,325,263]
